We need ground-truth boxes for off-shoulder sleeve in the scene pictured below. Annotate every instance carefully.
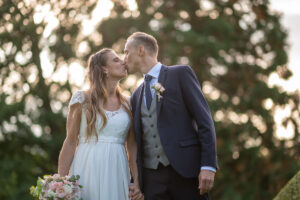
[68,91,85,108]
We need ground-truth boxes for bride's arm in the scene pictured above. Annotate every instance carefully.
[126,127,139,186]
[58,103,82,176]
[127,127,144,200]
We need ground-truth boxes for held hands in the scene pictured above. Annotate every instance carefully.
[198,170,215,195]
[129,183,144,200]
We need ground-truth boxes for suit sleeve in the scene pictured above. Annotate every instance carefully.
[179,66,218,169]
[130,94,135,116]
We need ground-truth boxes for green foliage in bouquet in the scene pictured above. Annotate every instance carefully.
[30,177,45,199]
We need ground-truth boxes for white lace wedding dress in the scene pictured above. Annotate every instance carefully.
[68,91,131,200]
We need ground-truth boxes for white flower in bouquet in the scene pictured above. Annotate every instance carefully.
[47,190,56,198]
[63,185,73,195]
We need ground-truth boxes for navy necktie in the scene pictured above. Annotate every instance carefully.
[144,74,153,110]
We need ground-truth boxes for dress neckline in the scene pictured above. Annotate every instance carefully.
[104,106,122,113]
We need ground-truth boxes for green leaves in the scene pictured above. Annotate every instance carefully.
[30,177,45,199]
[0,0,299,199]
[0,0,97,199]
[69,175,80,182]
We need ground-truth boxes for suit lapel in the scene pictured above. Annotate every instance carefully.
[156,65,168,117]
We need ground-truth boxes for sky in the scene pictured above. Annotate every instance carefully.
[269,0,300,93]
[268,0,300,139]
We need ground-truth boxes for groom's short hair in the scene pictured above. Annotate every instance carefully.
[127,32,158,56]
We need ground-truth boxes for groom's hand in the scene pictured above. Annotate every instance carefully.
[198,170,215,195]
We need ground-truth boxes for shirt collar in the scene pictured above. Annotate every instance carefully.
[144,62,162,79]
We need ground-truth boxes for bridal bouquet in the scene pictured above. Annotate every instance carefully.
[30,174,83,200]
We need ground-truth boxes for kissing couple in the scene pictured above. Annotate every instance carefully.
[58,32,218,200]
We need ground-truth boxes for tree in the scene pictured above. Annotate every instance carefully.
[0,0,97,198]
[1,0,299,199]
[93,0,299,199]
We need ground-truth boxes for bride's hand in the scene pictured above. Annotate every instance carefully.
[129,183,144,200]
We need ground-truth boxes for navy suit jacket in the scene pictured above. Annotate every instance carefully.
[130,65,218,189]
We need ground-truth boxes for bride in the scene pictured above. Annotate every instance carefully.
[58,48,143,200]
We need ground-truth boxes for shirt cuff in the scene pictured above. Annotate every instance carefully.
[201,166,216,173]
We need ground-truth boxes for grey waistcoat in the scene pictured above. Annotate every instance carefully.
[141,97,170,169]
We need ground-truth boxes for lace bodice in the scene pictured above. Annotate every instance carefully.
[68,91,131,143]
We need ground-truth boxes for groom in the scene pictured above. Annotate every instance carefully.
[125,32,218,200]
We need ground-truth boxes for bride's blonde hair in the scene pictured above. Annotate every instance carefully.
[85,48,131,141]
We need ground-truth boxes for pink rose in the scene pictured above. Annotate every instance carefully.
[43,189,48,198]
[50,181,63,191]
[65,194,73,199]
[56,186,66,198]
[65,175,71,179]
[73,180,79,186]
[52,174,60,179]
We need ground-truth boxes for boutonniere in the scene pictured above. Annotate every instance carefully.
[152,82,165,102]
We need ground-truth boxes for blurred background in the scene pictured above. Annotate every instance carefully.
[0,0,299,199]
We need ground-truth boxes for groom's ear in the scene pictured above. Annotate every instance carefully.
[138,45,145,56]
